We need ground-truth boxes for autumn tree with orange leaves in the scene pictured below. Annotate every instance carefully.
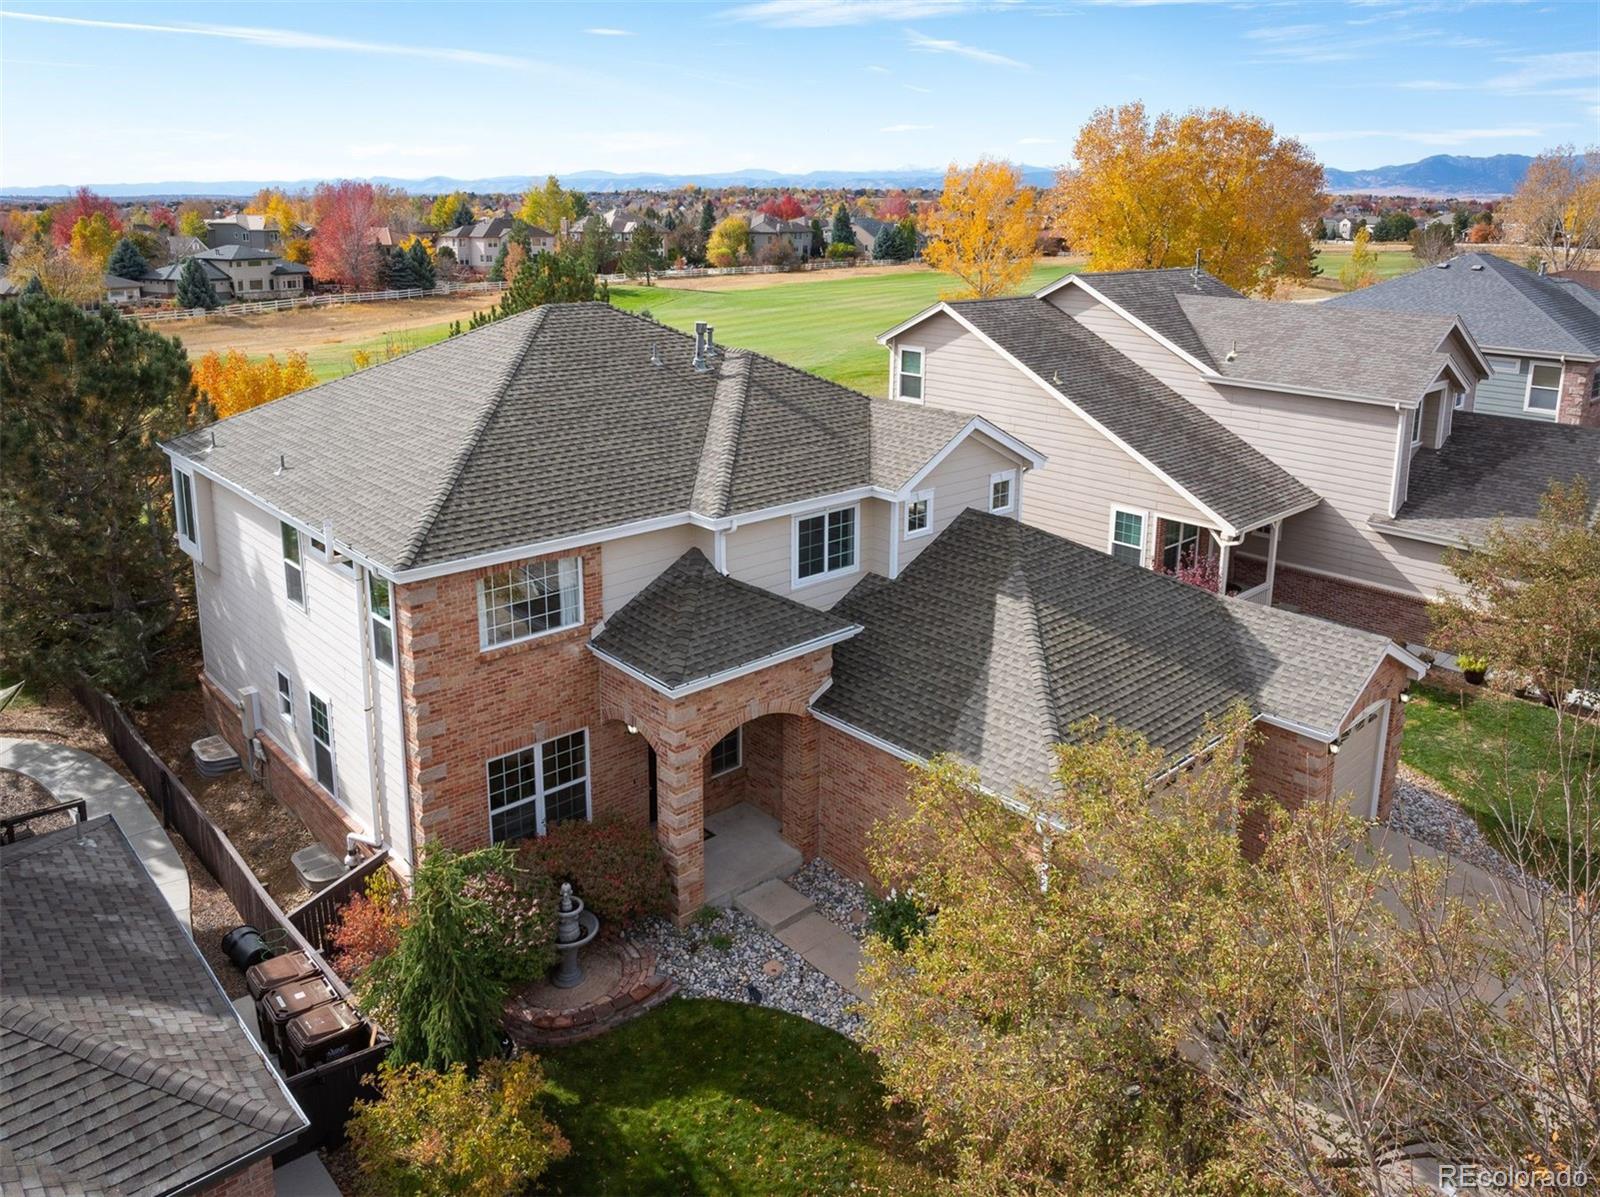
[1050,103,1325,296]
[922,159,1040,299]
[192,349,316,419]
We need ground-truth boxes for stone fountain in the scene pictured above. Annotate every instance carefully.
[551,882,600,989]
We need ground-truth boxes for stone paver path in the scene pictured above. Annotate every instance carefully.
[737,877,864,995]
[0,737,190,927]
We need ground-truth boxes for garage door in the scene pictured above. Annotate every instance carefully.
[1332,703,1387,819]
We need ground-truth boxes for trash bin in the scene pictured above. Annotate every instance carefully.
[221,925,273,970]
[244,950,318,1002]
[260,976,338,1057]
[284,1001,367,1074]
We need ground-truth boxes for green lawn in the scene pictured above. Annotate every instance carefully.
[608,261,1075,395]
[537,998,937,1197]
[1401,682,1598,872]
[302,321,458,381]
[1314,242,1426,284]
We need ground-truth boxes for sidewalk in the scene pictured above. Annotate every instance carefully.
[736,877,865,995]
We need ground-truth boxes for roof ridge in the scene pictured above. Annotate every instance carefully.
[692,353,753,519]
[0,999,301,1137]
[400,306,551,568]
[1008,549,1063,747]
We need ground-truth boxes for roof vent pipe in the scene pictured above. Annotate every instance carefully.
[650,343,663,368]
[1225,339,1238,363]
[274,453,286,476]
[692,321,710,372]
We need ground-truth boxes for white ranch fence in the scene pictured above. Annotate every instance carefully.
[133,279,508,325]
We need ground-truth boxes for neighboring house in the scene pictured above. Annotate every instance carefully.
[167,232,208,259]
[198,244,307,297]
[434,216,531,269]
[1327,252,1600,427]
[103,273,143,305]
[0,816,308,1196]
[824,213,892,258]
[141,256,235,303]
[568,207,637,246]
[204,212,282,252]
[366,225,396,248]
[163,303,1421,921]
[747,214,813,258]
[880,266,1509,646]
[1321,216,1355,240]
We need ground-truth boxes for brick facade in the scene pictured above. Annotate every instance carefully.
[1558,360,1600,428]
[202,1158,275,1197]
[1270,564,1433,646]
[200,670,362,856]
[815,723,920,885]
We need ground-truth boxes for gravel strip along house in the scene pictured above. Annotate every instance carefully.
[164,301,1422,922]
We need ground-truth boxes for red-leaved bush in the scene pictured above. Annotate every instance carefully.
[519,817,671,924]
[328,868,410,979]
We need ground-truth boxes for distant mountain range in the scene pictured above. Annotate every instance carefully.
[0,154,1534,200]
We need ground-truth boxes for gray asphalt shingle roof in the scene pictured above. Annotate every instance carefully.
[198,244,278,262]
[1371,411,1600,547]
[0,818,306,1197]
[1175,294,1472,403]
[591,548,860,693]
[949,296,1317,533]
[167,303,987,572]
[1066,267,1244,368]
[1326,252,1600,358]
[816,510,1407,799]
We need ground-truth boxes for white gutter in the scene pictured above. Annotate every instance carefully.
[352,562,389,858]
[589,624,862,700]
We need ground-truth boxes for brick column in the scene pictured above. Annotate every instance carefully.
[1558,361,1600,427]
[778,715,820,859]
[654,740,705,920]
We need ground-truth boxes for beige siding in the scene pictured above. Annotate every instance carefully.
[600,524,713,617]
[899,431,1022,570]
[1052,288,1465,599]
[725,498,891,609]
[891,311,1211,555]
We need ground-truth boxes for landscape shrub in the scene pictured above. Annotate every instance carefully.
[826,241,860,261]
[348,1055,569,1197]
[519,816,671,925]
[865,888,928,951]
[756,238,800,270]
[327,867,409,980]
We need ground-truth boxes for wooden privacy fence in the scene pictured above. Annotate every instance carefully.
[288,847,390,955]
[71,684,390,1160]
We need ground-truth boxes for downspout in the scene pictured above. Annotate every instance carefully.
[351,561,389,864]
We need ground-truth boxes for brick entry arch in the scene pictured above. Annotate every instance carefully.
[598,648,832,920]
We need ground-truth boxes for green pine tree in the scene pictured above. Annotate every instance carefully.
[384,246,417,290]
[831,204,856,248]
[619,222,664,283]
[809,216,824,258]
[175,257,217,310]
[447,198,474,230]
[0,297,196,701]
[106,237,149,281]
[408,240,436,290]
[699,199,715,237]
[488,240,510,282]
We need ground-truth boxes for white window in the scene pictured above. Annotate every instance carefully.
[308,692,336,795]
[794,505,858,584]
[1159,520,1205,572]
[486,729,590,843]
[275,669,293,721]
[709,727,742,777]
[1526,362,1562,413]
[1487,355,1520,374]
[989,470,1016,514]
[281,522,305,609]
[1454,388,1465,410]
[172,465,200,557]
[1410,404,1424,447]
[1110,508,1146,567]
[896,346,924,402]
[369,574,394,667]
[478,557,583,649]
[904,490,933,538]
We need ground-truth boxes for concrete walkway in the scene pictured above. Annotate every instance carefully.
[0,737,190,927]
[704,803,802,907]
[737,877,865,995]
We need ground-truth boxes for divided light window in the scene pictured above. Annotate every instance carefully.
[796,506,857,583]
[308,693,335,795]
[1410,404,1424,446]
[479,557,582,649]
[1527,363,1562,413]
[897,347,924,402]
[710,728,742,777]
[989,471,1015,514]
[1110,509,1145,567]
[281,523,305,608]
[904,490,933,538]
[369,575,394,666]
[487,729,590,843]
[172,466,199,552]
[1160,521,1204,572]
[276,670,293,721]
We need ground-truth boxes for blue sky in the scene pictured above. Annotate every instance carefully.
[1,0,1596,187]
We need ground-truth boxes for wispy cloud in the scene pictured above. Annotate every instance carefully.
[866,63,892,72]
[881,122,934,133]
[1302,126,1546,146]
[0,9,530,68]
[1243,24,1322,41]
[906,29,1028,68]
[903,82,933,92]
[584,27,635,36]
[725,0,976,27]
[1485,50,1599,91]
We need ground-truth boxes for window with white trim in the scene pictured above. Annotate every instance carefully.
[1453,388,1465,410]
[275,669,293,721]
[1526,363,1561,413]
[795,505,857,583]
[479,557,583,649]
[486,729,590,843]
[172,465,200,557]
[904,490,933,538]
[1410,404,1424,447]
[710,727,742,777]
[369,574,394,667]
[281,522,305,608]
[989,470,1015,514]
[896,346,924,402]
[1159,521,1204,572]
[308,692,335,795]
[1110,508,1145,567]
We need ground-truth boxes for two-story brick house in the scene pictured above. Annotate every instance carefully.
[165,303,1423,919]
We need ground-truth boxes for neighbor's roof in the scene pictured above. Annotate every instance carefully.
[271,261,310,275]
[1327,252,1600,358]
[206,213,269,231]
[1370,411,1600,547]
[198,243,278,262]
[103,273,141,288]
[1049,267,1244,368]
[591,548,860,696]
[1175,294,1478,402]
[166,303,1012,573]
[944,296,1317,533]
[146,258,229,282]
[441,216,513,240]
[0,818,307,1197]
[816,510,1416,799]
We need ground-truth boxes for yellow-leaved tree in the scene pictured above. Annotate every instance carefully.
[1501,144,1600,271]
[518,175,576,235]
[68,213,119,267]
[1051,102,1325,296]
[192,349,316,419]
[178,209,208,239]
[705,216,751,267]
[922,159,1039,299]
[1339,226,1379,291]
